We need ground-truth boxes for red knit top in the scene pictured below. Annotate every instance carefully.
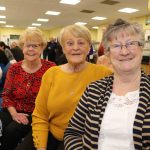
[2,59,55,113]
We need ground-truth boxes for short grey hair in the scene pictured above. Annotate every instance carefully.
[58,24,92,47]
[102,18,145,54]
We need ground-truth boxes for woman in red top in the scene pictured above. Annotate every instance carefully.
[0,28,55,150]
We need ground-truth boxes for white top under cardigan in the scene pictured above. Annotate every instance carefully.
[98,90,139,150]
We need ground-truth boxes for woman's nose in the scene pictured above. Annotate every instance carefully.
[120,45,130,55]
[73,43,79,50]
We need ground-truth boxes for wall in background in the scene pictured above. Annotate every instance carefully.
[0,15,150,46]
[97,16,150,42]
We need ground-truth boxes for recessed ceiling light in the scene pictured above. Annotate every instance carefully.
[32,23,41,26]
[118,8,139,13]
[92,17,107,20]
[45,11,61,15]
[37,18,49,22]
[59,0,80,5]
[0,6,6,11]
[92,26,99,29]
[0,21,6,24]
[0,15,6,19]
[75,22,87,25]
[28,26,36,29]
[5,25,14,28]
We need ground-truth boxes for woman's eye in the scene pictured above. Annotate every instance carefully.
[78,42,84,45]
[113,44,121,48]
[66,42,73,46]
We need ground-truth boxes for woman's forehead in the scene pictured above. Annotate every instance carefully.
[109,31,138,42]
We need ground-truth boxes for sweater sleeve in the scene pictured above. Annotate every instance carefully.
[64,87,89,150]
[32,69,53,148]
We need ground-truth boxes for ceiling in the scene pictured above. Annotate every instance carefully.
[0,0,149,30]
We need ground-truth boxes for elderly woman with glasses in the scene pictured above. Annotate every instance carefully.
[64,19,150,150]
[0,28,55,150]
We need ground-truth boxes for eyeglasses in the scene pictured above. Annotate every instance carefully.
[24,43,41,49]
[109,41,143,51]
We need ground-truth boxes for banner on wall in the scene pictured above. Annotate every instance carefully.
[9,34,20,45]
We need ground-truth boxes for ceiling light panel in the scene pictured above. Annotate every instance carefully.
[118,8,139,13]
[92,26,99,29]
[45,11,61,15]
[0,21,6,24]
[0,6,6,11]
[32,23,41,26]
[37,18,49,22]
[92,16,107,20]
[75,22,87,25]
[5,25,14,28]
[59,0,80,5]
[28,26,36,29]
[0,15,6,19]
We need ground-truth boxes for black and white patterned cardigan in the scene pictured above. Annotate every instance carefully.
[64,72,150,150]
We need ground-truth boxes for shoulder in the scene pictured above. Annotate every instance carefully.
[5,62,22,76]
[141,72,150,83]
[41,59,56,67]
[9,61,22,70]
[43,66,60,76]
[88,62,110,70]
[87,63,113,76]
[88,75,113,92]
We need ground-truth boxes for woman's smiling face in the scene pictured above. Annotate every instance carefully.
[22,40,43,62]
[109,34,143,73]
[62,32,90,65]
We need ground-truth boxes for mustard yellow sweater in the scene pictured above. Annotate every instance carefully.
[32,63,112,148]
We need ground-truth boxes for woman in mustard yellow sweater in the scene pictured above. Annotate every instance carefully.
[32,24,112,150]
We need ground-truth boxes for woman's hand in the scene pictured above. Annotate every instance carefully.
[12,112,29,125]
[8,106,29,125]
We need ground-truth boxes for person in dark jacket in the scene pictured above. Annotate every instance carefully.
[10,42,24,62]
[0,41,16,63]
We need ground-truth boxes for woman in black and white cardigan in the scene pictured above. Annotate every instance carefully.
[64,19,150,150]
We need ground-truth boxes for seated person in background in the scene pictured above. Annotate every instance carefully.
[43,37,57,62]
[64,19,150,150]
[10,41,24,62]
[0,28,55,150]
[0,41,16,64]
[0,68,2,80]
[1,42,24,88]
[31,24,112,150]
[0,50,9,66]
[0,50,9,92]
[55,40,67,65]
[97,42,104,57]
[10,41,18,49]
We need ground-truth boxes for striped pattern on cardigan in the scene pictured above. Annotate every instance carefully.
[64,72,150,150]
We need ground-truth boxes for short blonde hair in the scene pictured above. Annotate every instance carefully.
[19,28,47,49]
[58,24,92,47]
[102,18,145,54]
